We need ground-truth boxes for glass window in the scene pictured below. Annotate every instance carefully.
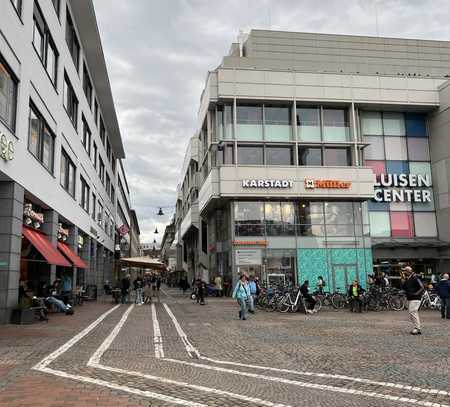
[384,137,407,160]
[52,0,60,16]
[80,176,90,212]
[369,212,391,237]
[99,117,106,145]
[217,104,233,140]
[298,202,324,224]
[28,104,55,171]
[390,212,414,238]
[405,113,427,138]
[264,105,291,141]
[63,73,78,128]
[323,108,349,141]
[390,195,412,212]
[407,138,430,161]
[414,212,437,237]
[217,144,234,165]
[413,189,435,212]
[363,136,385,160]
[46,39,58,84]
[65,9,80,70]
[234,202,264,236]
[94,100,99,126]
[82,117,91,155]
[41,126,54,171]
[60,149,76,197]
[83,64,93,108]
[106,140,112,162]
[33,7,45,60]
[265,146,293,165]
[325,202,355,236]
[237,145,263,165]
[236,105,263,140]
[264,202,282,236]
[382,112,405,136]
[99,158,105,183]
[28,108,40,158]
[385,160,409,175]
[361,111,382,135]
[299,147,322,166]
[91,192,96,220]
[297,106,321,142]
[11,0,22,15]
[0,58,18,130]
[324,148,351,166]
[365,160,386,176]
[409,162,432,183]
[93,142,98,169]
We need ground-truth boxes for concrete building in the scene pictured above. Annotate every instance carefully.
[175,29,450,291]
[0,0,138,322]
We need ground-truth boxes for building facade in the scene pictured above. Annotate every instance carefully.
[175,29,450,291]
[0,0,138,323]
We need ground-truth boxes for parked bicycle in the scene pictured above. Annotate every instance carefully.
[420,290,441,310]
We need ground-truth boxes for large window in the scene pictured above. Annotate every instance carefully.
[106,139,111,162]
[217,104,233,140]
[217,143,234,165]
[0,57,18,130]
[99,117,106,145]
[65,8,80,71]
[63,73,78,128]
[324,147,351,166]
[11,0,22,16]
[265,145,293,165]
[33,3,58,85]
[236,105,263,140]
[80,176,90,212]
[28,104,55,172]
[265,202,295,236]
[297,106,321,142]
[93,142,98,169]
[60,148,76,196]
[234,202,264,236]
[299,147,322,166]
[91,192,96,220]
[82,116,91,155]
[323,108,349,142]
[99,157,105,184]
[298,202,325,236]
[83,64,92,109]
[264,105,292,141]
[237,145,263,165]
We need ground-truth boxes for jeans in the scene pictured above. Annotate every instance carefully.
[237,298,248,320]
[441,297,450,319]
[121,291,129,304]
[135,288,143,304]
[350,296,363,313]
[46,296,68,312]
[408,300,421,330]
[248,295,255,312]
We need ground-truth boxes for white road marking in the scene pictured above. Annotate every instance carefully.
[33,304,120,370]
[163,303,450,401]
[88,304,135,366]
[151,303,164,358]
[163,303,200,358]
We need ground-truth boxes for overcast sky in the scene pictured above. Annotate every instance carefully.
[92,0,450,243]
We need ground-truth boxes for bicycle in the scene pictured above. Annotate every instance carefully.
[277,287,307,313]
[420,290,441,310]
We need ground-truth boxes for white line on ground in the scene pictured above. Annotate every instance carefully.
[88,304,135,366]
[162,303,450,403]
[32,304,120,370]
[151,303,164,358]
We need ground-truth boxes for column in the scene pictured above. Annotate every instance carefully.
[0,182,24,324]
[79,235,91,288]
[96,245,105,292]
[65,225,78,295]
[89,239,97,287]
[41,209,58,283]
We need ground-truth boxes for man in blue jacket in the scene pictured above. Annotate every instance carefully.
[437,273,450,319]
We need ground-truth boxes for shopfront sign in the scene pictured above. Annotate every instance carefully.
[118,224,129,236]
[0,133,14,161]
[305,178,352,189]
[232,240,268,246]
[374,173,432,203]
[236,249,262,265]
[242,179,293,189]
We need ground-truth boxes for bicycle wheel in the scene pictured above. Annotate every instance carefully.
[266,296,278,312]
[367,296,381,312]
[429,294,440,310]
[331,293,346,309]
[389,294,405,311]
[278,300,291,313]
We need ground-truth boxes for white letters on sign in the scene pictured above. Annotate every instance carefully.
[242,179,293,189]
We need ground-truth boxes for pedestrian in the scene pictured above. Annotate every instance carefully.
[300,280,317,314]
[196,278,206,305]
[248,275,257,314]
[133,274,143,305]
[223,278,231,297]
[401,266,425,335]
[348,280,365,313]
[214,275,223,297]
[436,273,450,320]
[143,272,152,304]
[121,274,131,304]
[317,275,326,295]
[232,274,251,320]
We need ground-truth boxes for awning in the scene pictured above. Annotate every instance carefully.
[57,242,88,269]
[119,256,166,270]
[22,227,71,267]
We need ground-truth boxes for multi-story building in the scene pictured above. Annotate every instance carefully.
[175,29,450,291]
[0,0,138,322]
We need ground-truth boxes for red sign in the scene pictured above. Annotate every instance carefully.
[305,178,351,189]
[118,224,129,236]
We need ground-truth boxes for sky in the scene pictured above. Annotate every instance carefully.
[92,0,450,244]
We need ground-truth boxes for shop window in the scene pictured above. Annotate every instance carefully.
[361,111,382,136]
[369,212,390,237]
[0,56,18,131]
[80,176,90,213]
[323,108,349,142]
[234,201,264,236]
[405,113,427,138]
[296,106,321,142]
[60,148,76,197]
[324,147,351,166]
[237,145,263,165]
[413,212,437,237]
[384,137,407,160]
[299,147,322,166]
[28,103,55,172]
[382,112,405,136]
[298,202,325,236]
[236,104,263,140]
[217,104,233,140]
[264,105,292,141]
[265,202,295,236]
[324,202,355,236]
[390,212,414,238]
[265,145,293,165]
[363,136,385,160]
[407,138,430,161]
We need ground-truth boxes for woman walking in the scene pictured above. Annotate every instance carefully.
[232,274,251,320]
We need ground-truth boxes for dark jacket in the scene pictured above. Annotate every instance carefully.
[300,284,310,297]
[133,278,143,290]
[121,277,130,293]
[348,284,365,298]
[402,274,424,301]
[436,279,450,298]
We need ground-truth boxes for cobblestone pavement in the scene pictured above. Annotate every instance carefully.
[0,288,449,406]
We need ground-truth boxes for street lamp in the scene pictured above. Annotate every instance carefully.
[154,227,159,234]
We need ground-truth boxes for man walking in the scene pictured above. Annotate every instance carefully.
[401,266,425,335]
[121,274,131,304]
[437,273,450,319]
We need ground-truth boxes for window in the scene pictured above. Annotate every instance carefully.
[236,104,263,140]
[111,186,115,203]
[297,106,321,141]
[99,157,105,184]
[65,9,80,70]
[93,142,98,169]
[265,202,295,236]
[82,116,91,155]
[324,147,351,166]
[33,3,58,85]
[0,56,18,130]
[28,104,55,172]
[11,0,22,15]
[94,99,98,126]
[106,139,111,162]
[111,154,116,174]
[265,145,293,165]
[264,105,291,141]
[299,147,322,166]
[60,149,76,196]
[99,117,106,145]
[91,192,96,220]
[80,176,90,213]
[106,173,111,195]
[217,144,234,165]
[201,220,207,253]
[234,202,264,236]
[63,73,78,128]
[237,145,263,165]
[323,108,349,142]
[217,104,233,140]
[298,202,325,236]
[83,64,92,108]
[51,0,60,16]
[97,201,103,225]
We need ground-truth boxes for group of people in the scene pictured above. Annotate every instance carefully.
[231,274,260,320]
[120,272,161,305]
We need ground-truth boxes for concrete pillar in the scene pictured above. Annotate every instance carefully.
[0,182,24,324]
[89,239,97,286]
[78,235,91,288]
[65,225,78,294]
[41,209,58,283]
[96,245,105,293]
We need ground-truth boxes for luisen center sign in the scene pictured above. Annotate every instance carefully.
[374,173,431,203]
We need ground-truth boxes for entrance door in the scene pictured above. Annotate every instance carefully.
[332,264,358,293]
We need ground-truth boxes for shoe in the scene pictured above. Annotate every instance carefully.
[306,310,313,314]
[410,329,422,335]
[248,310,255,314]
[65,309,74,315]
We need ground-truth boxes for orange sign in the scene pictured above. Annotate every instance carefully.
[232,240,268,246]
[305,179,351,189]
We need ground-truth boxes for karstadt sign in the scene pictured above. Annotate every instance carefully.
[242,179,293,189]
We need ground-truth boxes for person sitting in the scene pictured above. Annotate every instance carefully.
[317,276,326,295]
[300,280,316,314]
[348,280,365,313]
[42,281,73,315]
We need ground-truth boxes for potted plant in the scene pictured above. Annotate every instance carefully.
[10,300,34,325]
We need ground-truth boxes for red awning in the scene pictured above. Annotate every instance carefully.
[22,227,71,267]
[57,242,88,269]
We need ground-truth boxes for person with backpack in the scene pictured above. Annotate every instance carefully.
[401,266,425,335]
[436,273,450,319]
[317,276,326,295]
[232,274,251,320]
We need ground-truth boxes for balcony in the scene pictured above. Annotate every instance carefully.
[180,202,199,239]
